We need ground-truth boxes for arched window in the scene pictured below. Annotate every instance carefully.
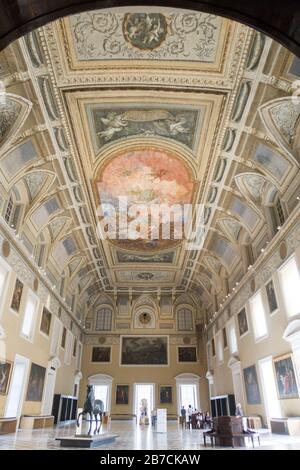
[95,307,112,331]
[177,307,193,331]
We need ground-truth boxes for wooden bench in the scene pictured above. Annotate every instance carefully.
[0,417,18,434]
[19,415,55,429]
[203,430,260,448]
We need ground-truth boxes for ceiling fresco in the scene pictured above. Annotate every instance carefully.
[1,5,299,325]
[67,10,223,63]
[86,104,201,152]
[95,147,195,251]
[116,251,175,264]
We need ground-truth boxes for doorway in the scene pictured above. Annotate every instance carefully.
[42,370,56,415]
[94,385,109,412]
[5,354,29,418]
[232,371,246,412]
[259,356,282,425]
[134,383,154,423]
[178,384,198,412]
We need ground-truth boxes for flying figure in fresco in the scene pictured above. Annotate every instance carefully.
[97,112,127,141]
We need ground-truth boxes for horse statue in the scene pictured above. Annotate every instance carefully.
[76,385,104,435]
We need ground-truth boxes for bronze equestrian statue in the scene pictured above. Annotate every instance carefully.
[76,385,103,435]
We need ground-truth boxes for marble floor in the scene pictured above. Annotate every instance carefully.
[0,421,300,450]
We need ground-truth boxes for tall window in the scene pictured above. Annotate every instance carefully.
[177,308,193,331]
[249,291,268,341]
[216,331,224,364]
[227,319,238,355]
[278,256,300,317]
[4,196,13,224]
[21,290,38,340]
[95,308,112,331]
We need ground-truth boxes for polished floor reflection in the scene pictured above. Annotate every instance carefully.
[0,421,300,450]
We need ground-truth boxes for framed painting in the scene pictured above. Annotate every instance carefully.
[243,365,261,404]
[237,308,248,337]
[211,337,216,356]
[0,360,12,395]
[222,327,228,349]
[40,307,52,336]
[160,386,172,404]
[10,278,23,313]
[121,336,168,366]
[265,279,278,314]
[26,363,46,402]
[273,354,299,399]
[177,346,197,363]
[61,327,67,349]
[116,385,129,405]
[91,346,111,363]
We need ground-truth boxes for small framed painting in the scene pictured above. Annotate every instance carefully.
[116,385,129,405]
[160,386,172,404]
[178,346,197,363]
[274,354,299,399]
[265,280,278,314]
[237,308,248,337]
[10,278,23,313]
[91,346,111,363]
[0,360,13,395]
[40,307,52,336]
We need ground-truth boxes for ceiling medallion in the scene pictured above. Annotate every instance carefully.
[137,272,154,280]
[123,13,168,50]
[138,312,152,325]
[183,336,191,345]
[279,240,287,260]
[2,240,10,258]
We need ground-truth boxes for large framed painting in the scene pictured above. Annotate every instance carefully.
[121,336,168,366]
[243,365,261,404]
[177,346,197,363]
[91,346,111,363]
[160,386,172,404]
[0,360,12,395]
[40,307,52,336]
[26,363,46,402]
[10,278,23,313]
[265,279,278,314]
[116,385,129,405]
[273,354,299,399]
[237,308,249,337]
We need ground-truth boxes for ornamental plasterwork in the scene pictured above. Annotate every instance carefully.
[40,16,250,88]
[24,172,47,200]
[271,101,300,143]
[169,336,197,345]
[84,335,120,345]
[217,218,241,241]
[259,97,300,161]
[235,173,266,202]
[49,217,68,239]
[69,11,222,62]
[0,93,32,154]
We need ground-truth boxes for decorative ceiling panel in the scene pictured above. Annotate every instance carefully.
[66,9,226,68]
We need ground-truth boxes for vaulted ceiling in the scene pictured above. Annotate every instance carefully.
[1,6,300,324]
